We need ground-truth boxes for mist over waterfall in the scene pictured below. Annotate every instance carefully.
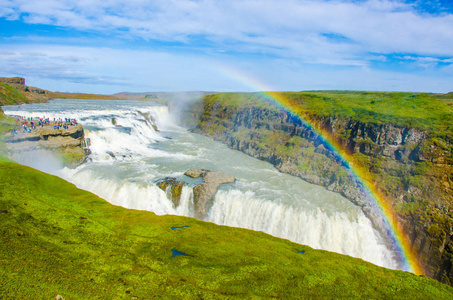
[3,99,399,270]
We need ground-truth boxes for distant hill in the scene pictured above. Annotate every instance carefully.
[52,92,121,100]
[0,77,54,104]
[114,91,216,104]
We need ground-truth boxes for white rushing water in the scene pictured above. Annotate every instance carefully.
[2,99,400,269]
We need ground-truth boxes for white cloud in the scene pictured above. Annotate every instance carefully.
[1,1,452,93]
[1,0,453,61]
[1,44,452,94]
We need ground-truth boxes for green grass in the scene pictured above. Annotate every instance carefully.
[204,91,453,135]
[284,91,453,132]
[0,83,27,106]
[0,111,19,154]
[1,158,453,299]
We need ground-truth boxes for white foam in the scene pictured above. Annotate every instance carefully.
[207,189,397,269]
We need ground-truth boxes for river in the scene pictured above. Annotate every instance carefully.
[2,98,400,270]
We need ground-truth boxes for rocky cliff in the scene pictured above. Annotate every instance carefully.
[180,92,453,285]
[3,121,87,168]
[0,77,54,105]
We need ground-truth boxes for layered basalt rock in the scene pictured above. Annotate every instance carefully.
[156,177,185,208]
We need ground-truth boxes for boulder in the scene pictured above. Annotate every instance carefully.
[186,169,235,219]
[184,169,205,178]
[156,177,185,208]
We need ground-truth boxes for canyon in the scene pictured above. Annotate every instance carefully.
[180,92,453,284]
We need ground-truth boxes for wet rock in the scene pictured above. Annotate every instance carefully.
[184,169,205,178]
[4,124,87,168]
[137,110,159,132]
[186,169,235,219]
[156,177,185,208]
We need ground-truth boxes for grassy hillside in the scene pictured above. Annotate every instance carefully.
[0,83,27,106]
[52,92,121,100]
[1,158,453,299]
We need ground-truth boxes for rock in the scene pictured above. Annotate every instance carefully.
[3,123,86,168]
[156,177,185,208]
[203,170,235,184]
[184,169,205,178]
[186,169,235,219]
[137,110,159,132]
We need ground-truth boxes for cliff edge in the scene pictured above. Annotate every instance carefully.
[0,77,54,105]
[3,117,87,168]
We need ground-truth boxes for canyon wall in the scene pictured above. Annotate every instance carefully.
[180,93,453,285]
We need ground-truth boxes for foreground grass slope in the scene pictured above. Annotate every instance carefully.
[1,157,453,299]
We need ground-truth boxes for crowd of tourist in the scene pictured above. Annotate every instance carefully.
[11,116,79,134]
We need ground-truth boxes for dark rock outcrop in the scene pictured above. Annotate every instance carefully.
[156,177,185,208]
[184,169,235,219]
[0,77,25,85]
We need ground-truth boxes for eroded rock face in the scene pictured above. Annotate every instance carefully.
[137,110,159,132]
[184,169,235,219]
[156,177,185,208]
[4,124,86,168]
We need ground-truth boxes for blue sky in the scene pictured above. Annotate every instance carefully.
[0,0,452,93]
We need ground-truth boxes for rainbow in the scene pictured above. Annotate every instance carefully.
[214,64,423,274]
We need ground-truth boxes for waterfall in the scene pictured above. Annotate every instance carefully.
[2,99,400,270]
[207,189,396,268]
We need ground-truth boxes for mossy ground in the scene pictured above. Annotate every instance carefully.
[1,157,453,299]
